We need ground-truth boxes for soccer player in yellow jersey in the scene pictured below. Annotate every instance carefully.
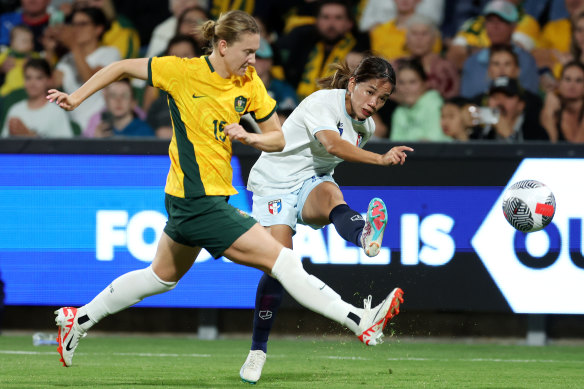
[46,10,404,372]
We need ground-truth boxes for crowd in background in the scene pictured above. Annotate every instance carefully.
[1,0,584,143]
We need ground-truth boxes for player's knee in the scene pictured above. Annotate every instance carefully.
[271,247,303,281]
[148,265,178,291]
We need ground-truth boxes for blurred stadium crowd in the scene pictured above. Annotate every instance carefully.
[1,0,584,143]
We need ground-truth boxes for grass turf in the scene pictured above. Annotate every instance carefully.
[1,334,583,388]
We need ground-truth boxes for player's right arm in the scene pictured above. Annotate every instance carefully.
[315,130,413,166]
[224,114,285,152]
[46,58,149,111]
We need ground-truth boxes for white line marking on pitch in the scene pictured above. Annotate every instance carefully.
[2,350,583,365]
[113,352,211,358]
[0,351,56,355]
[0,350,210,358]
[324,356,584,364]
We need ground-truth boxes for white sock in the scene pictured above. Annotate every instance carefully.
[76,266,177,331]
[271,248,362,334]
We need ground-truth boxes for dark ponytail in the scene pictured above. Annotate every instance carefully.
[318,56,396,94]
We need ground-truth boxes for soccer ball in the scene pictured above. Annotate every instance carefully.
[501,180,556,233]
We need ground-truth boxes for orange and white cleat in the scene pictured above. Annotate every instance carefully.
[358,288,404,346]
[55,307,86,367]
[360,197,388,257]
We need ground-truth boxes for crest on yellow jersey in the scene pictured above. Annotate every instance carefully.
[234,96,247,113]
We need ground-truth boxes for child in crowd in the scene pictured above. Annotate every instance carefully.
[0,26,39,96]
[2,58,73,138]
[83,78,154,138]
[440,97,482,141]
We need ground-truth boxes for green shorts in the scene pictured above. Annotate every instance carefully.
[164,194,257,258]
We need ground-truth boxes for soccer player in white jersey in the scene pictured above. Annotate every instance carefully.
[240,56,413,384]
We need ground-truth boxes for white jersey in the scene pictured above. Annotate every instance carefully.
[2,100,73,138]
[248,89,375,196]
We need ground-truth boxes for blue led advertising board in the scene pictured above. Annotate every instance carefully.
[0,155,582,313]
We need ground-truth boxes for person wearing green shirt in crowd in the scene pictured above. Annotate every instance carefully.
[390,58,453,142]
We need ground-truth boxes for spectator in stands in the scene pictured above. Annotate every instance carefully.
[541,61,584,142]
[0,0,51,52]
[389,59,452,142]
[39,12,68,67]
[440,0,490,39]
[460,1,539,98]
[476,76,548,141]
[175,5,210,52]
[370,0,442,62]
[447,0,540,70]
[359,0,445,32]
[523,0,569,22]
[537,10,584,84]
[278,0,369,100]
[53,7,120,131]
[469,45,544,125]
[254,38,298,124]
[146,35,199,139]
[145,0,201,59]
[278,0,319,36]
[536,0,584,76]
[440,96,481,141]
[0,25,39,97]
[84,78,154,138]
[208,0,254,20]
[568,11,584,64]
[403,14,459,98]
[72,0,141,59]
[486,44,521,81]
[2,58,73,138]
[482,77,549,142]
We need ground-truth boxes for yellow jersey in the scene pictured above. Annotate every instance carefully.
[209,0,255,20]
[102,17,141,59]
[0,50,40,96]
[538,18,570,53]
[148,55,276,198]
[454,14,540,50]
[370,20,442,61]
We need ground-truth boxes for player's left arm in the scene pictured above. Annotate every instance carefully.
[315,130,413,166]
[224,114,285,152]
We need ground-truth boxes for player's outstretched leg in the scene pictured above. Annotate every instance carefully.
[55,307,86,367]
[54,266,177,367]
[360,197,388,257]
[358,287,404,345]
[270,248,404,346]
[240,273,284,384]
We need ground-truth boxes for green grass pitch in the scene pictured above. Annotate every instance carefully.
[1,334,583,388]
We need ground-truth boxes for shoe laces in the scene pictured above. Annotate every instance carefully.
[246,351,265,369]
[361,223,372,247]
[363,295,372,310]
[359,295,373,328]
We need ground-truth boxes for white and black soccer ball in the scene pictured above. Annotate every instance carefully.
[502,180,556,233]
